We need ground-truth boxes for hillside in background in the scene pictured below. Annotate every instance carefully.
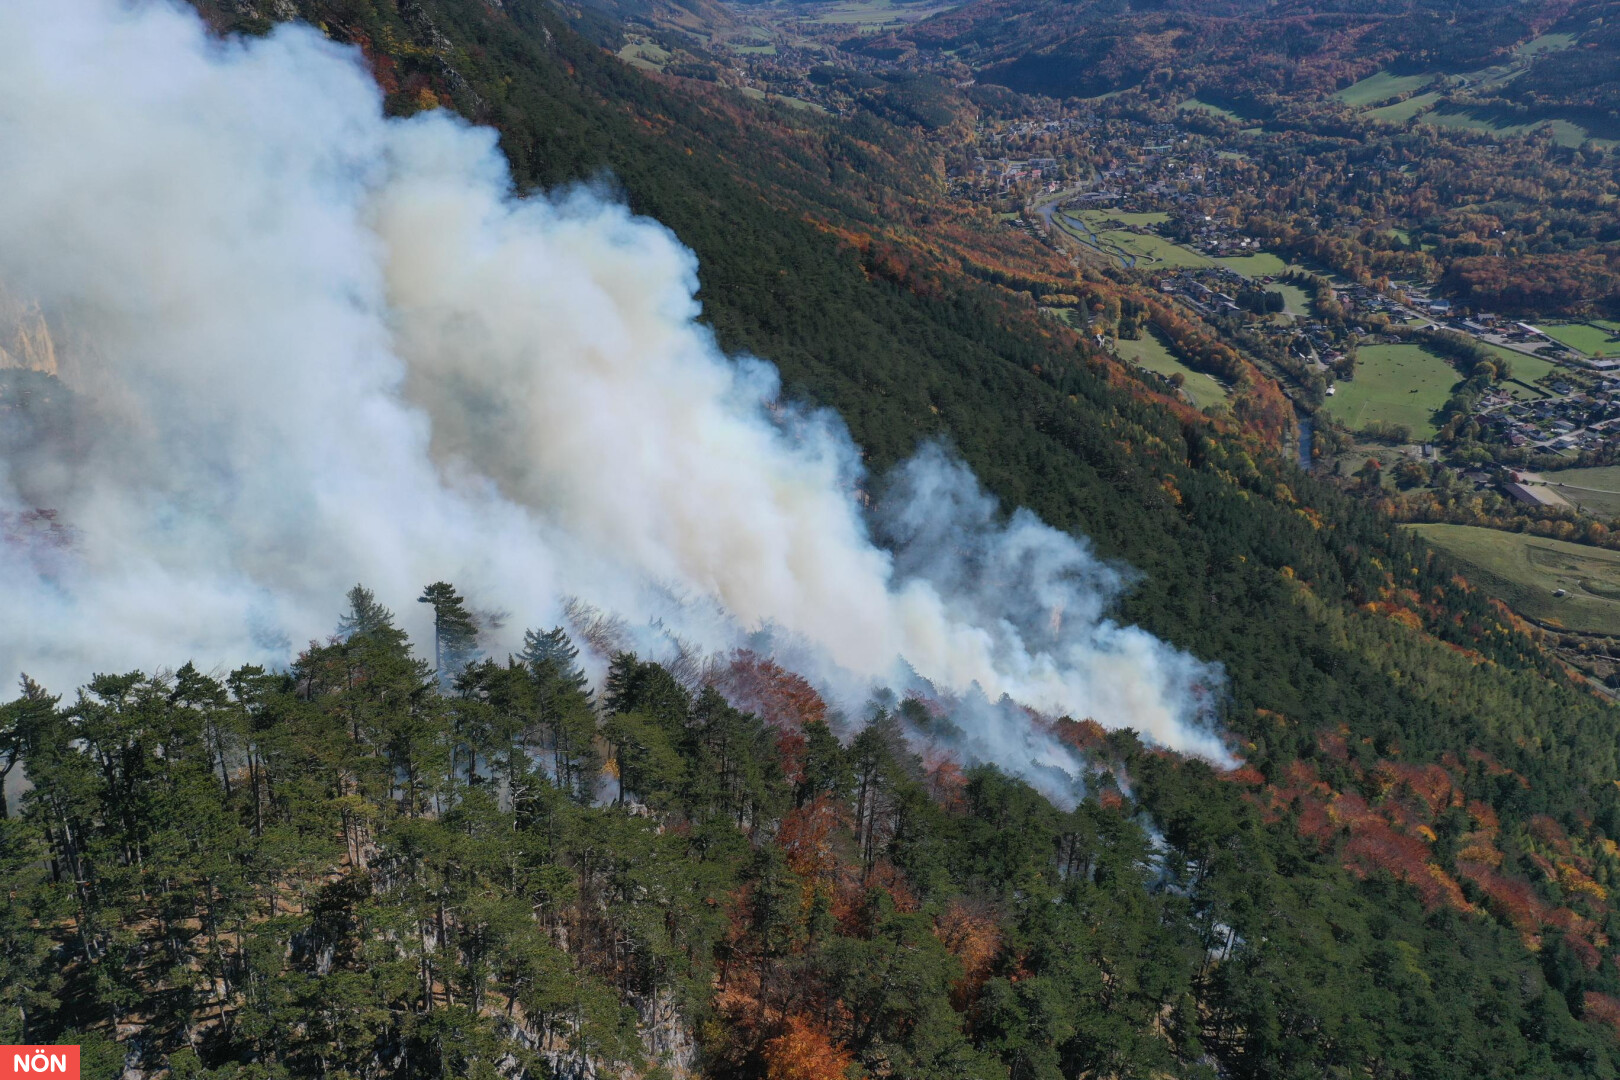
[899,0,1615,108]
[9,0,1620,1077]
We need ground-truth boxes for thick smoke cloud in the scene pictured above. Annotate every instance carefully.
[0,0,1229,794]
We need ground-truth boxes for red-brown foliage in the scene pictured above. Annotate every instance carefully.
[1468,800,1501,831]
[713,651,829,781]
[1459,861,1552,939]
[777,796,850,882]
[1388,762,1458,817]
[1443,251,1620,317]
[715,651,829,729]
[864,860,919,914]
[762,1016,855,1080]
[1317,729,1350,762]
[935,899,1002,1009]
[923,751,969,812]
[1530,815,1574,856]
[1584,991,1620,1036]
[1342,819,1472,913]
[1053,716,1108,754]
[1222,765,1267,786]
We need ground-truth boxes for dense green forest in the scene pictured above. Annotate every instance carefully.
[10,0,1620,1075]
[8,586,1620,1079]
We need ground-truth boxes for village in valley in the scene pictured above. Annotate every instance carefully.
[944,99,1620,508]
[604,1,1620,651]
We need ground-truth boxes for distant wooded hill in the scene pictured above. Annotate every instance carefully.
[900,0,1619,115]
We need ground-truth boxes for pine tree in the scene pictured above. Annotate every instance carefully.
[0,675,56,819]
[518,626,587,692]
[337,584,404,643]
[417,581,480,677]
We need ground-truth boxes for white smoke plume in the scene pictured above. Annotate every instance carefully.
[0,0,1230,793]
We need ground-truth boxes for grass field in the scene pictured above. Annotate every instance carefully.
[1061,212,1287,275]
[1320,343,1459,437]
[1518,32,1577,56]
[1408,523,1620,634]
[808,0,953,25]
[1369,91,1442,124]
[1117,330,1230,408]
[1531,467,1620,520]
[1216,252,1289,276]
[1482,344,1559,398]
[1064,212,1215,268]
[1542,322,1620,356]
[616,42,670,71]
[1484,344,1560,383]
[1177,98,1242,122]
[1335,70,1434,107]
[1094,210,1170,226]
[1420,109,1599,148]
[1112,232,1215,267]
[1081,86,1139,102]
[1275,281,1314,317]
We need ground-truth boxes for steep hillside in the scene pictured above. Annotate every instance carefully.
[901,0,1565,101]
[7,0,1620,1077]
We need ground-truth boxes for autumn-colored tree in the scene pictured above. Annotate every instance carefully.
[761,1016,854,1080]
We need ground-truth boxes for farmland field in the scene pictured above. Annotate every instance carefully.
[1320,343,1459,437]
[1335,70,1433,106]
[1542,322,1620,356]
[1484,344,1560,383]
[808,0,954,25]
[1530,466,1620,520]
[1408,523,1620,634]
[616,41,669,71]
[1113,232,1214,267]
[1275,281,1313,317]
[1482,344,1558,397]
[1421,109,1599,148]
[1369,91,1441,124]
[1177,98,1242,122]
[1518,32,1578,56]
[1063,212,1214,268]
[1116,330,1229,408]
[1215,251,1289,276]
[1096,210,1170,226]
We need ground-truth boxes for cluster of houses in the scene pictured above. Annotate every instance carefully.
[1339,283,1415,321]
[1475,384,1620,451]
[1157,269,1246,315]
[964,155,1061,194]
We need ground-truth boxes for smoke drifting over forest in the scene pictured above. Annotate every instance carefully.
[0,0,1228,794]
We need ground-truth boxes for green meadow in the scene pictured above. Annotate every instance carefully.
[1409,523,1620,634]
[1369,91,1443,124]
[1216,251,1289,276]
[1422,110,1601,148]
[1336,70,1433,107]
[1532,466,1620,520]
[1321,343,1459,438]
[1117,329,1230,408]
[1177,98,1243,122]
[1542,323,1620,356]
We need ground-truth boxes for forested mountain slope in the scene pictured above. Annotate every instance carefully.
[901,0,1611,107]
[7,0,1620,1076]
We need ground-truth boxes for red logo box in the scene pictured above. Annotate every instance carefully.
[0,1047,79,1079]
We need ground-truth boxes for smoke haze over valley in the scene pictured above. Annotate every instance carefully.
[0,0,1228,797]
